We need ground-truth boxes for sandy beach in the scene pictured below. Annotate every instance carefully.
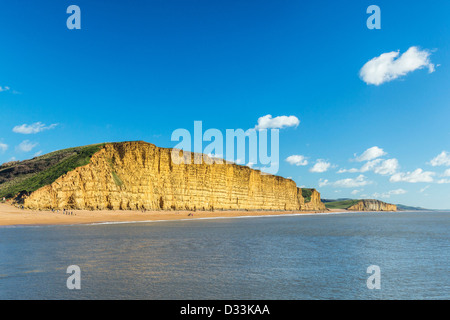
[0,203,341,226]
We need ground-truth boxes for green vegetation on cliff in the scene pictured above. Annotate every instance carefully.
[302,188,313,203]
[324,199,360,209]
[0,144,104,199]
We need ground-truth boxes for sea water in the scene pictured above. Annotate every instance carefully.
[0,211,448,299]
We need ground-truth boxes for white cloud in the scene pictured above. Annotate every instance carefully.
[246,162,262,170]
[318,178,329,187]
[0,86,11,92]
[437,179,450,184]
[390,168,435,183]
[373,188,407,199]
[310,160,331,173]
[444,169,450,177]
[0,142,8,152]
[285,155,308,166]
[360,159,383,172]
[207,153,223,159]
[318,175,372,189]
[390,189,407,195]
[255,115,299,130]
[341,158,399,175]
[337,168,359,173]
[16,140,38,152]
[13,122,58,134]
[333,175,371,188]
[360,46,436,85]
[373,158,399,175]
[373,193,387,198]
[429,151,450,167]
[356,146,386,162]
[419,186,430,193]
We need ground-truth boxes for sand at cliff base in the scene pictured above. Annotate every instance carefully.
[0,203,342,226]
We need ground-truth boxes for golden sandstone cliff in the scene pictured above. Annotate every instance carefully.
[23,141,326,211]
[347,199,397,212]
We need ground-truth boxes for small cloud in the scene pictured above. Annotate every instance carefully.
[355,146,386,162]
[318,178,329,187]
[373,158,399,175]
[373,189,407,199]
[360,46,436,85]
[0,86,11,92]
[389,189,407,195]
[16,140,38,152]
[13,122,58,134]
[444,169,450,177]
[419,185,430,193]
[319,176,371,189]
[207,153,223,159]
[246,162,256,169]
[33,150,43,157]
[333,174,371,188]
[341,157,399,176]
[338,168,359,173]
[429,151,450,167]
[285,155,308,166]
[310,159,331,173]
[359,159,382,172]
[0,142,8,152]
[437,179,450,184]
[255,115,300,130]
[390,168,435,183]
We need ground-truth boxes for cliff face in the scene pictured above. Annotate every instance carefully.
[23,141,326,211]
[347,199,397,212]
[301,189,326,211]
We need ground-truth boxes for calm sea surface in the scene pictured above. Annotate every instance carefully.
[0,211,448,299]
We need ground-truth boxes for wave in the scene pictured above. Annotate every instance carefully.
[84,211,349,226]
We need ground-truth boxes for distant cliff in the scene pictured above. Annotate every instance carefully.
[347,199,397,212]
[20,141,326,211]
[324,199,397,211]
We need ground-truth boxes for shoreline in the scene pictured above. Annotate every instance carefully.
[0,203,345,227]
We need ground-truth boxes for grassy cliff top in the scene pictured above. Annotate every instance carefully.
[0,144,104,199]
[324,199,360,209]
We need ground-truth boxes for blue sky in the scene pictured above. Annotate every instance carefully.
[0,0,449,208]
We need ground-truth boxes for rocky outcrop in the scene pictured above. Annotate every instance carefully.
[301,189,327,211]
[347,199,397,212]
[22,141,326,211]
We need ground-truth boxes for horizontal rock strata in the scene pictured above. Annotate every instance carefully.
[347,199,397,212]
[23,141,326,211]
